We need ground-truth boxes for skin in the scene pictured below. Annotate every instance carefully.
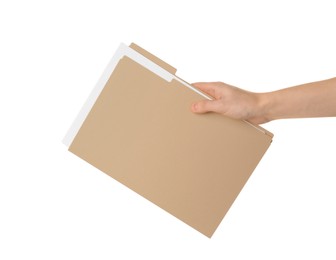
[191,77,336,125]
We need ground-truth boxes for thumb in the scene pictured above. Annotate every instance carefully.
[191,82,219,98]
[191,100,221,114]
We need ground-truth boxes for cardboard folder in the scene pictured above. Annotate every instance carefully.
[63,43,273,238]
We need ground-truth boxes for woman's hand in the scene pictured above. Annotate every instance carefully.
[191,82,269,124]
[191,78,336,124]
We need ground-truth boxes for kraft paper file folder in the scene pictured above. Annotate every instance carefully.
[63,43,273,238]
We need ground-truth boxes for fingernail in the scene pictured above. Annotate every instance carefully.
[192,103,198,112]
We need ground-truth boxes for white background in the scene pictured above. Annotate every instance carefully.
[1,0,335,259]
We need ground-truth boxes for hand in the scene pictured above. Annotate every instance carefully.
[191,82,269,124]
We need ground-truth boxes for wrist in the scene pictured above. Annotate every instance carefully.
[255,92,274,123]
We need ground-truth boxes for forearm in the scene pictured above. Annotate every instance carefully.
[259,77,336,121]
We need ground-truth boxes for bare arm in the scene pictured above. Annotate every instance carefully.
[191,77,336,124]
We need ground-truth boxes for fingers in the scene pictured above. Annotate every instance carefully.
[191,82,221,98]
[191,100,222,114]
[191,82,223,114]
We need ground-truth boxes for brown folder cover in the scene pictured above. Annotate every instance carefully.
[68,44,273,237]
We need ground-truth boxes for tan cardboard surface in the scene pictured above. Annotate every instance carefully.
[68,45,273,237]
